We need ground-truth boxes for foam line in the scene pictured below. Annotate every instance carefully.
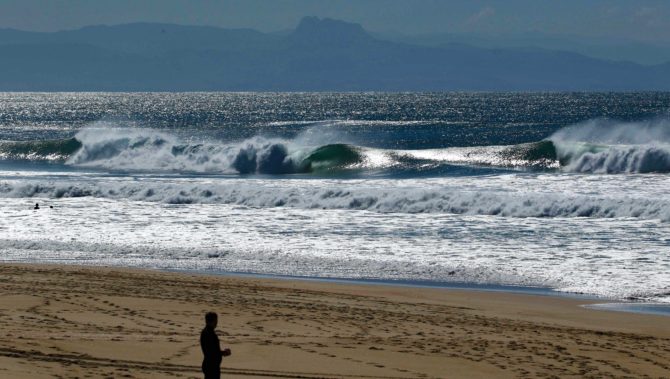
[2,179,670,221]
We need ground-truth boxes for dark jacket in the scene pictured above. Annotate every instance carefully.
[200,326,222,368]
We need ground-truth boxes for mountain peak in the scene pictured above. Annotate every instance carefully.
[291,17,372,46]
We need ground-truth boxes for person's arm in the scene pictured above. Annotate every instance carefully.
[221,347,231,357]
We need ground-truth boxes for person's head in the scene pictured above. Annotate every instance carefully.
[205,312,218,328]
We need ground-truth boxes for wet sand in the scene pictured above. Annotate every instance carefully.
[0,263,669,378]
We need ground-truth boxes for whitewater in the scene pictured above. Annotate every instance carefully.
[1,92,670,303]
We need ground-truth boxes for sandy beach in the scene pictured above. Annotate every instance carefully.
[0,264,669,379]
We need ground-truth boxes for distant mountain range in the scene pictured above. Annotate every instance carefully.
[377,31,670,66]
[0,16,669,91]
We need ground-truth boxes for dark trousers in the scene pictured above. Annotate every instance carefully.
[202,362,220,379]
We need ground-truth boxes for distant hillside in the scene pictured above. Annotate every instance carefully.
[0,17,668,91]
[379,31,670,66]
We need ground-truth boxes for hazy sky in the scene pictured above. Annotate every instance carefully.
[1,0,669,43]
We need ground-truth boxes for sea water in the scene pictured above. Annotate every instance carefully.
[1,92,669,303]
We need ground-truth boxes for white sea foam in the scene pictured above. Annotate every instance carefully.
[68,128,316,174]
[1,193,669,303]
[563,144,670,173]
[2,174,670,221]
[551,118,670,173]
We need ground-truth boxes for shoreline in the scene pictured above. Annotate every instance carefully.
[1,263,670,378]
[193,270,670,316]
[5,259,670,319]
[176,269,597,299]
[184,268,670,319]
[12,261,670,315]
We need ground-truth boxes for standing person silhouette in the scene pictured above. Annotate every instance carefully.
[200,312,231,379]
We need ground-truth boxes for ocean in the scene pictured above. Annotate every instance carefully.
[1,92,669,303]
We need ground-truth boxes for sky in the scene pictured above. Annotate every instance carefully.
[0,0,669,44]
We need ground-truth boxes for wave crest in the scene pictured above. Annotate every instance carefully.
[66,129,363,174]
[4,118,670,175]
[549,118,670,174]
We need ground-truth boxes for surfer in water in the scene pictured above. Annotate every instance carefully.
[33,203,39,210]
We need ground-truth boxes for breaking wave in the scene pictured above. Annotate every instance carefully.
[2,119,670,175]
[2,179,670,221]
[549,119,670,174]
[0,128,556,174]
[64,129,364,174]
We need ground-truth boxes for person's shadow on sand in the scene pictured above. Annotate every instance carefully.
[200,312,231,379]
